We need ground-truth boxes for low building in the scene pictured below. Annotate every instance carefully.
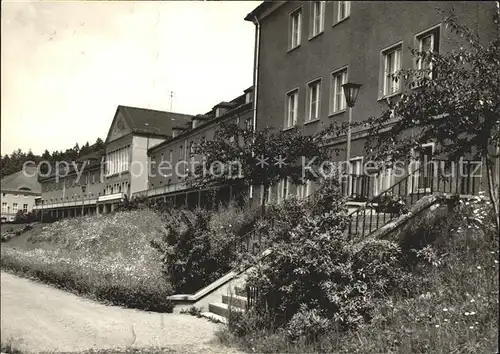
[1,166,41,222]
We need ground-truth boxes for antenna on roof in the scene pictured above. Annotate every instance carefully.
[169,90,175,111]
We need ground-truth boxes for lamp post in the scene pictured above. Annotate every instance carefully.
[81,185,86,216]
[342,82,362,195]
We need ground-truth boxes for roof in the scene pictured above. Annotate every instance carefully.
[1,166,41,194]
[119,105,193,137]
[244,1,277,21]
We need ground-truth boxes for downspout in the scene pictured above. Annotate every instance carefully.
[249,14,261,201]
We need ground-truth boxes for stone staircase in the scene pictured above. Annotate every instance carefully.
[201,285,248,324]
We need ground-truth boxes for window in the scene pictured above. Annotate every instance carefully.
[310,1,325,37]
[23,204,28,212]
[289,8,302,49]
[411,143,435,192]
[160,152,164,162]
[12,203,18,213]
[349,157,364,198]
[306,79,321,122]
[285,89,299,128]
[277,178,291,203]
[382,44,402,96]
[179,145,183,160]
[245,118,253,131]
[2,203,7,213]
[169,150,173,162]
[337,1,351,21]
[416,26,440,80]
[2,193,6,197]
[13,193,18,197]
[330,68,347,114]
[296,180,312,199]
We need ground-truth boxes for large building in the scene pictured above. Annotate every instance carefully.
[244,1,496,201]
[1,166,41,222]
[34,1,497,220]
[137,87,254,208]
[35,105,192,219]
[35,88,253,219]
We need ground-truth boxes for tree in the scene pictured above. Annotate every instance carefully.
[191,123,329,214]
[94,138,105,151]
[363,9,500,233]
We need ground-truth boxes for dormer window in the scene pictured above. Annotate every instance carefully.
[245,91,253,103]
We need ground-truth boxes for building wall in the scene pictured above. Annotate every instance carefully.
[255,1,496,165]
[148,106,253,190]
[104,134,133,196]
[40,165,105,204]
[1,192,38,221]
[128,136,166,195]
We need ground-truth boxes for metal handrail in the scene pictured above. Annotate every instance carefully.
[347,159,482,239]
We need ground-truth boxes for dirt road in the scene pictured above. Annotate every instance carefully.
[1,272,237,353]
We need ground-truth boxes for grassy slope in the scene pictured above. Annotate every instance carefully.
[1,210,173,311]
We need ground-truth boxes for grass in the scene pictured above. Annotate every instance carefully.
[1,210,174,312]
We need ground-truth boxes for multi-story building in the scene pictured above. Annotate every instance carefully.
[245,1,496,201]
[37,149,105,220]
[35,105,192,219]
[1,166,41,222]
[140,87,254,208]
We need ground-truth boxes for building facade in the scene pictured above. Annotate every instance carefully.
[139,87,254,209]
[245,1,496,202]
[35,105,192,219]
[1,166,41,222]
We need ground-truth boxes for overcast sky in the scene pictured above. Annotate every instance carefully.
[1,0,259,155]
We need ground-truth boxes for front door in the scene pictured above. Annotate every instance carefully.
[413,143,434,193]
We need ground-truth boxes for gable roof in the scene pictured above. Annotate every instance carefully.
[105,105,193,143]
[1,166,41,194]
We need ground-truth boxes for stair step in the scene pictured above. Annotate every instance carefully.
[208,302,244,319]
[222,294,247,310]
[200,312,227,325]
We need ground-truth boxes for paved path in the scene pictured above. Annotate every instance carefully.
[1,272,238,353]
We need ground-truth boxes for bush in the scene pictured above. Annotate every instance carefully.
[240,177,393,335]
[222,190,498,353]
[151,200,257,293]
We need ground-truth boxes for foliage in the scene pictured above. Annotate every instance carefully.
[151,201,256,293]
[220,198,498,354]
[362,10,500,233]
[180,305,204,317]
[1,210,173,312]
[191,123,331,213]
[0,137,104,178]
[234,176,416,341]
[13,210,38,224]
[371,194,409,215]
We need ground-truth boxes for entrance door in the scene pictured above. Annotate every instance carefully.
[412,143,434,193]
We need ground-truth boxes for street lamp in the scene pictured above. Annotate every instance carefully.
[81,185,86,216]
[342,82,362,195]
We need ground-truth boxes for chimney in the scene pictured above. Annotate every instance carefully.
[213,102,236,118]
[172,126,185,138]
[192,114,210,129]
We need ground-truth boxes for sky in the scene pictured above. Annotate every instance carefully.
[1,0,259,155]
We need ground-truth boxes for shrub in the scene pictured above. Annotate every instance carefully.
[222,190,498,353]
[151,200,256,293]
